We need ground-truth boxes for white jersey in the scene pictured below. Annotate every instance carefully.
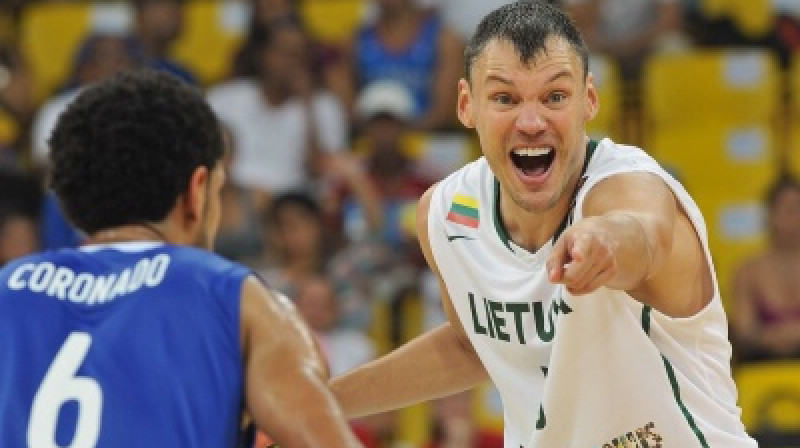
[428,138,757,448]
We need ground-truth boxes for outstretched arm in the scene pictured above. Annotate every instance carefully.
[241,277,363,447]
[330,185,489,418]
[547,171,712,317]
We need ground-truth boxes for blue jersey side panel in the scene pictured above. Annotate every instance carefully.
[0,243,249,447]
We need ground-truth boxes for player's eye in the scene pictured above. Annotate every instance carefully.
[491,93,516,106]
[547,91,568,104]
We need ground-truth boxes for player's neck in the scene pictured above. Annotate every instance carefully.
[501,191,575,252]
[85,223,169,245]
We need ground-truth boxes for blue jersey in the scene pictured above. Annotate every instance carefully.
[355,14,441,119]
[0,242,250,447]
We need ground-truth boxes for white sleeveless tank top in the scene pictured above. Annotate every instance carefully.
[428,138,757,448]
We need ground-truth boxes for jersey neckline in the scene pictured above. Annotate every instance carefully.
[79,241,166,253]
[493,139,598,255]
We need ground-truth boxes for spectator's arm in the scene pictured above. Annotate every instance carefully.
[322,152,384,235]
[417,26,463,131]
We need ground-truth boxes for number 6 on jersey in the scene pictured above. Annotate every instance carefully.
[28,332,103,448]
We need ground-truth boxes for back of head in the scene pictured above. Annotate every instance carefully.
[49,69,224,235]
[464,1,589,83]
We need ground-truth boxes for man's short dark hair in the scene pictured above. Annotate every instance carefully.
[49,69,224,234]
[464,1,589,83]
[266,191,322,229]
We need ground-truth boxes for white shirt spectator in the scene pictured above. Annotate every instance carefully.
[31,89,83,166]
[318,330,376,377]
[207,79,347,193]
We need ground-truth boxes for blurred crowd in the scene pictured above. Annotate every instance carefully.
[1,0,800,446]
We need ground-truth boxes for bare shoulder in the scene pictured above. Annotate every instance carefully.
[240,276,294,324]
[239,276,320,366]
[582,171,676,216]
[416,183,439,247]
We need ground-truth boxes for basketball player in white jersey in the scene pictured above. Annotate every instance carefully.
[331,2,757,447]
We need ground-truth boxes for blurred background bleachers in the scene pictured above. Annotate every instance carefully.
[2,0,800,446]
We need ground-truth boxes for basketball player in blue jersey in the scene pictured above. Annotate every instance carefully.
[0,70,363,448]
[332,2,756,447]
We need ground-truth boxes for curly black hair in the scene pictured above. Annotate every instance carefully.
[49,69,224,234]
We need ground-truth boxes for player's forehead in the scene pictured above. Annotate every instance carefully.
[472,36,582,85]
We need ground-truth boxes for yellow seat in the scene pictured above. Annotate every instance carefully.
[587,53,622,140]
[730,0,774,38]
[700,194,766,305]
[699,0,734,19]
[299,0,368,46]
[736,361,800,433]
[19,2,91,104]
[643,49,780,127]
[648,120,778,197]
[170,0,247,86]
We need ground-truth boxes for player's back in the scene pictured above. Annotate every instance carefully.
[0,241,250,447]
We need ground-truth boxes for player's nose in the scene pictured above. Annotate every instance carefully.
[514,101,547,135]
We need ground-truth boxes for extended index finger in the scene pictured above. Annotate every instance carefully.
[547,232,572,283]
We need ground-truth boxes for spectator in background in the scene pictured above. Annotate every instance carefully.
[329,80,436,342]
[260,191,333,297]
[564,0,683,81]
[213,127,264,263]
[130,0,196,84]
[232,0,301,78]
[31,33,143,166]
[208,20,347,196]
[564,0,684,143]
[0,207,38,267]
[339,80,434,252]
[294,275,375,377]
[292,275,388,448]
[348,0,463,131]
[0,46,34,165]
[425,391,503,448]
[262,189,394,332]
[231,0,351,111]
[429,0,515,42]
[0,166,41,266]
[732,175,800,362]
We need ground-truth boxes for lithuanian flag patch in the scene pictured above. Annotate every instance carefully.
[447,194,479,229]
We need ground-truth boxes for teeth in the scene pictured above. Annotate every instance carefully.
[512,147,552,156]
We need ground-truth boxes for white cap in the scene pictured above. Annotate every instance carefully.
[355,80,414,121]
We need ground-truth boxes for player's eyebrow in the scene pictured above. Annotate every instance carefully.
[485,74,513,86]
[546,69,573,84]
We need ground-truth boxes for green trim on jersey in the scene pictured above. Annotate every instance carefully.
[641,305,711,448]
[492,139,598,254]
[493,179,515,253]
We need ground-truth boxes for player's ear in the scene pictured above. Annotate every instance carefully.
[185,165,209,225]
[584,72,599,122]
[457,78,476,129]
